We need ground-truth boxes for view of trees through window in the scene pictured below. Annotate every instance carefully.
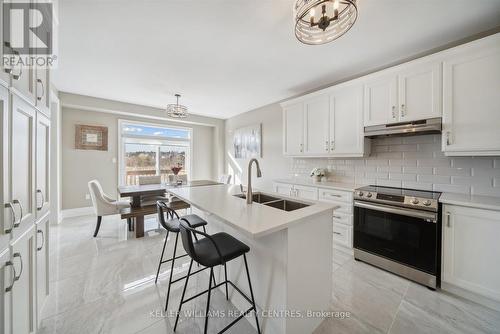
[120,122,191,185]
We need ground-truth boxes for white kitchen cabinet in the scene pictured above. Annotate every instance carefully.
[0,0,11,87]
[333,222,352,249]
[36,216,49,321]
[293,185,318,201]
[1,247,13,334]
[442,205,500,302]
[363,72,398,126]
[10,94,36,240]
[36,112,50,219]
[329,83,366,156]
[11,225,36,334]
[398,61,442,122]
[0,85,12,236]
[283,103,304,155]
[304,96,329,155]
[274,182,294,197]
[441,34,500,156]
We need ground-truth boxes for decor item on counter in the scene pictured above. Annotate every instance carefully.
[75,124,108,151]
[232,123,262,159]
[166,93,188,118]
[294,0,358,45]
[310,168,327,182]
[171,165,184,184]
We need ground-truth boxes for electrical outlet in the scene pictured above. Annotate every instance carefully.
[85,194,90,200]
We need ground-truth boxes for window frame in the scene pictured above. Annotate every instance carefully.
[118,119,193,186]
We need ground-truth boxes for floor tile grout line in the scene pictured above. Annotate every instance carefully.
[386,283,410,334]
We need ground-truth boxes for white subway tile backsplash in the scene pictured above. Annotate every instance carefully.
[289,135,498,196]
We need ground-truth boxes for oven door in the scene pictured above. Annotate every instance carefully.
[353,201,438,275]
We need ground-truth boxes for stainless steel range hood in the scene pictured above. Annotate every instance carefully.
[364,117,442,138]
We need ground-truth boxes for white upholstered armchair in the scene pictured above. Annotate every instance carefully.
[88,180,130,237]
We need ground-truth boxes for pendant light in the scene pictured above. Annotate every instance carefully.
[166,94,188,118]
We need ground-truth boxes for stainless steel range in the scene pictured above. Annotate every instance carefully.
[353,185,442,289]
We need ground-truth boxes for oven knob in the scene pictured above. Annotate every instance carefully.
[423,200,432,206]
[366,192,372,198]
[357,191,364,197]
[411,197,419,205]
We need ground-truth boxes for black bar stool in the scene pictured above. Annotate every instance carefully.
[174,218,261,334]
[155,201,213,311]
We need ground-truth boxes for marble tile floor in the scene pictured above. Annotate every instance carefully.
[39,215,500,334]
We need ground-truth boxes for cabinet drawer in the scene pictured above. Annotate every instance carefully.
[332,211,353,226]
[319,188,353,204]
[294,185,318,200]
[329,201,353,214]
[333,223,352,249]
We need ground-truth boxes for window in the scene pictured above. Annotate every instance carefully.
[119,120,192,185]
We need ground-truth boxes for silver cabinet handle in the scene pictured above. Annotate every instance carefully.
[3,42,13,74]
[4,202,16,233]
[36,189,44,211]
[392,106,396,119]
[299,143,303,153]
[36,78,45,101]
[11,49,22,80]
[446,212,451,227]
[333,215,342,219]
[324,192,342,198]
[325,140,329,152]
[4,260,16,292]
[12,253,23,282]
[400,104,405,117]
[37,229,45,251]
[330,140,335,151]
[446,131,452,146]
[12,199,23,226]
[333,232,342,235]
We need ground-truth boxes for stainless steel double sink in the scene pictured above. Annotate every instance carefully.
[233,192,311,212]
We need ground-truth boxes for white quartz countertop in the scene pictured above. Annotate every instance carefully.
[274,178,363,192]
[439,193,500,211]
[168,184,336,238]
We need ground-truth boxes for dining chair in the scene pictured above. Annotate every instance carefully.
[88,180,131,237]
[218,174,232,184]
[138,175,169,206]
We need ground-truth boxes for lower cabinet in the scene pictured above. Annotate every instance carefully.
[11,225,36,334]
[442,205,500,302]
[273,183,318,200]
[1,247,12,334]
[36,217,49,320]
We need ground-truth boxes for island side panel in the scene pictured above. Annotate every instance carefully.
[286,210,333,334]
[195,208,288,334]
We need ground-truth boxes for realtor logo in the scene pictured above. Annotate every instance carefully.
[3,2,52,54]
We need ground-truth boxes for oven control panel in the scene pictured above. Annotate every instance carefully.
[354,191,438,211]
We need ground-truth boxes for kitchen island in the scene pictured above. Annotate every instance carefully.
[168,184,336,334]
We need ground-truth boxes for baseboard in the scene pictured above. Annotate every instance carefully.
[441,282,500,312]
[60,206,94,219]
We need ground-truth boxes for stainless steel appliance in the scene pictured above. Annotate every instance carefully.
[364,117,442,138]
[353,185,441,289]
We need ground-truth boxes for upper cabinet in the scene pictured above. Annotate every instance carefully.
[441,34,500,156]
[0,0,11,87]
[282,80,368,158]
[363,60,442,126]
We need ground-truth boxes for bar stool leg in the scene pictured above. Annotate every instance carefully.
[204,267,214,334]
[165,232,179,311]
[244,254,261,334]
[155,230,169,284]
[224,263,229,300]
[174,259,193,332]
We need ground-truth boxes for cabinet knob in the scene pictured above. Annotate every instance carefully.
[400,104,405,117]
[446,131,452,146]
[392,106,396,119]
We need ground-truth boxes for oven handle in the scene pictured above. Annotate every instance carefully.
[354,201,437,223]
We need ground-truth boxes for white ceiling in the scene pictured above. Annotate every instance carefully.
[53,0,500,119]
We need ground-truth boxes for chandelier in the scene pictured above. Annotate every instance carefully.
[294,0,358,45]
[166,94,188,118]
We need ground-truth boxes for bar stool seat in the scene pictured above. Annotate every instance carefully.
[164,214,206,233]
[194,232,250,267]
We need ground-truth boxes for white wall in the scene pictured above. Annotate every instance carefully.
[224,103,288,192]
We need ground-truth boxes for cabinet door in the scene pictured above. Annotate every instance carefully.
[36,112,50,219]
[0,86,13,236]
[294,185,318,200]
[363,74,398,126]
[330,84,364,155]
[442,40,500,155]
[274,183,294,197]
[442,206,500,301]
[36,217,49,321]
[283,103,304,155]
[33,1,50,116]
[10,94,36,240]
[0,0,12,86]
[1,247,13,334]
[304,96,329,155]
[11,226,36,334]
[398,61,442,122]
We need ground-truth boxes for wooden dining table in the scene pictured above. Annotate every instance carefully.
[117,180,222,238]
